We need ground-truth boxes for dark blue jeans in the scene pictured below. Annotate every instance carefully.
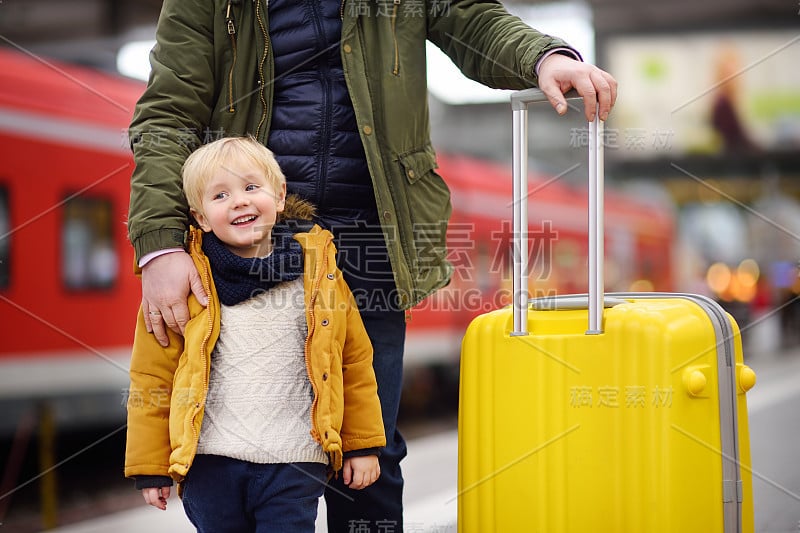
[182,455,327,533]
[325,309,408,533]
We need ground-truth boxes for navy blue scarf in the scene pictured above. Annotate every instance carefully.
[201,223,304,306]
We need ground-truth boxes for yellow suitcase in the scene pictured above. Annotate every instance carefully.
[457,90,756,533]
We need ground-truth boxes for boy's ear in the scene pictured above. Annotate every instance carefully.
[276,183,287,212]
[191,208,212,233]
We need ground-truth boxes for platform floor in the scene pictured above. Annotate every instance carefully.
[46,430,458,533]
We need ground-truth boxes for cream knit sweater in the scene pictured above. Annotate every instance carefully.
[196,277,327,465]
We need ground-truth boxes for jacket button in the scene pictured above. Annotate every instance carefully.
[322,372,328,381]
[343,43,352,54]
[383,210,391,221]
[321,319,329,326]
[327,273,335,280]
[363,125,373,135]
[407,169,415,179]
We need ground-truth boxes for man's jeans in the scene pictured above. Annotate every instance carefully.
[325,308,408,533]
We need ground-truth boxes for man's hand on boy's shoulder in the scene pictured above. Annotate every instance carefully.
[141,251,208,346]
[342,455,381,490]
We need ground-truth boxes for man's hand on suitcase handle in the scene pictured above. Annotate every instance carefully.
[537,53,618,122]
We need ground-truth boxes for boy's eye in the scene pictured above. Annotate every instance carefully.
[245,183,261,192]
[212,191,229,200]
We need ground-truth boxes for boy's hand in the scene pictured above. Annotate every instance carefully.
[342,455,380,490]
[142,486,171,510]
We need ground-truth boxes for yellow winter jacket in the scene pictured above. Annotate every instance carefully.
[124,208,385,483]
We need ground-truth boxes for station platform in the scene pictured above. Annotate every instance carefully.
[37,322,800,532]
[45,430,458,533]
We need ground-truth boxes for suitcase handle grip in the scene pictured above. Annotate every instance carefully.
[530,295,626,311]
[511,89,604,336]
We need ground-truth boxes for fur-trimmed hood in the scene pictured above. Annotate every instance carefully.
[278,193,316,223]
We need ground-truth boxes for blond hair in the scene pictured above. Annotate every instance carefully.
[182,136,286,214]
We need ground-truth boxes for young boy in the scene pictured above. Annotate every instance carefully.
[124,136,385,532]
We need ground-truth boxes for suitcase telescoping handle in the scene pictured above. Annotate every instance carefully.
[510,88,604,336]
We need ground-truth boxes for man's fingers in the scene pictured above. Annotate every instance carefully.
[582,92,598,122]
[143,299,171,346]
[150,317,169,348]
[171,303,190,335]
[145,298,191,344]
[140,251,198,340]
[189,270,209,307]
[142,301,153,333]
[160,306,181,336]
[537,53,618,122]
[550,94,568,116]
[603,71,619,118]
[590,70,614,121]
[571,76,598,122]
[540,83,569,116]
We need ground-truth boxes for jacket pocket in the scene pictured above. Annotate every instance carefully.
[398,147,436,185]
[395,146,452,300]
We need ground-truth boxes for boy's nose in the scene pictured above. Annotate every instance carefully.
[231,192,250,207]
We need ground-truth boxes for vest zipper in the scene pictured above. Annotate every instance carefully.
[308,0,333,208]
[255,0,270,138]
[226,0,238,112]
[391,0,401,76]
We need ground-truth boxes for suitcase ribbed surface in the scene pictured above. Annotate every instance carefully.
[458,297,753,532]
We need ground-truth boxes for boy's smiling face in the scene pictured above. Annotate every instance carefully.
[191,161,286,258]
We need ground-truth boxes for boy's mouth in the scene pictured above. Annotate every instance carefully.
[231,215,257,225]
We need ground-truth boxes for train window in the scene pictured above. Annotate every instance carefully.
[0,187,8,288]
[62,195,118,290]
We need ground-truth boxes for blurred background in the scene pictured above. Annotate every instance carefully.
[1,0,799,531]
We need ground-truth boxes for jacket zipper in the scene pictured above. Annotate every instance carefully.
[189,243,213,467]
[226,0,238,112]
[255,0,270,139]
[391,0,401,75]
[304,242,328,443]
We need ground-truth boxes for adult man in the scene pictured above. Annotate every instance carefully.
[128,1,616,530]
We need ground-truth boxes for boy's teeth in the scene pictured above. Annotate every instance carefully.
[233,215,256,225]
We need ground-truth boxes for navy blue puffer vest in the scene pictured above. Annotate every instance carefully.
[267,0,396,307]
[268,0,375,220]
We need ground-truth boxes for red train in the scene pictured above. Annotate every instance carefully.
[0,48,675,431]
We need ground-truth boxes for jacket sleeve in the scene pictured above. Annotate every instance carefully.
[124,307,185,479]
[338,283,387,452]
[426,0,579,90]
[127,0,217,262]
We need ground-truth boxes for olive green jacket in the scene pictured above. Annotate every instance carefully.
[128,0,574,309]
